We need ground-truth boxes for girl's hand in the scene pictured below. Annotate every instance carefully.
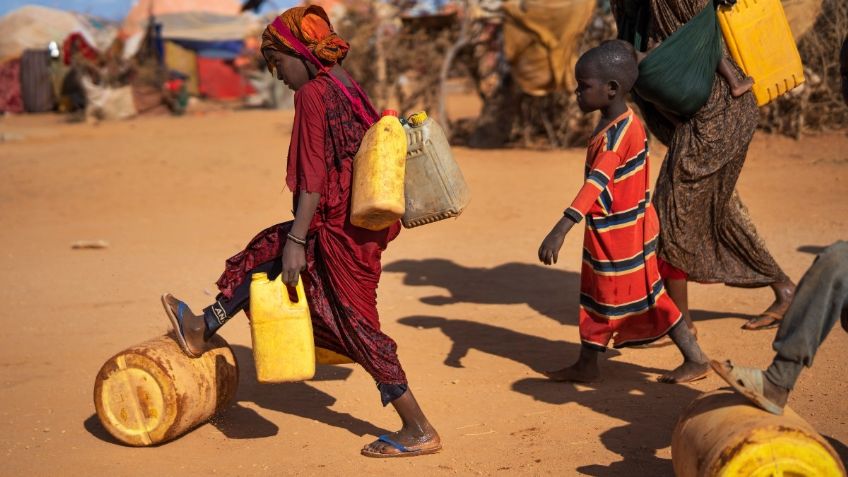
[538,218,575,265]
[282,242,307,287]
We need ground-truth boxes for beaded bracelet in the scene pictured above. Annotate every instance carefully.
[286,233,307,246]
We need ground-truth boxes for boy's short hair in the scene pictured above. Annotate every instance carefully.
[577,40,639,92]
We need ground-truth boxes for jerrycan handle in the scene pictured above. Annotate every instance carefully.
[270,273,308,308]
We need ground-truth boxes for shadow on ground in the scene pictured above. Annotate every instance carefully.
[798,245,829,255]
[386,258,761,328]
[399,315,700,476]
[690,308,759,324]
[212,345,387,440]
[386,259,759,473]
[825,435,848,468]
[384,259,581,325]
[84,414,123,446]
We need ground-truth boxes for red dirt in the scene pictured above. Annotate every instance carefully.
[1,106,846,475]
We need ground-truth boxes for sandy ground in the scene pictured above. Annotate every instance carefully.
[1,102,847,476]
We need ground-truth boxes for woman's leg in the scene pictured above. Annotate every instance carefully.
[742,279,796,330]
[163,260,281,355]
[658,258,697,338]
[362,388,441,456]
[658,321,709,383]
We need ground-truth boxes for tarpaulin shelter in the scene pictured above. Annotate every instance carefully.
[122,0,242,37]
[197,56,255,100]
[123,1,260,101]
[133,11,259,58]
[63,32,99,65]
[164,41,200,95]
[157,12,259,100]
[502,0,595,97]
[0,5,117,114]
[0,5,116,63]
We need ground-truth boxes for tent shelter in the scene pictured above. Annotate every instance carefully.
[122,1,260,101]
[122,0,243,37]
[0,5,116,63]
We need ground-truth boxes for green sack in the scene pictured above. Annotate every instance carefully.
[618,0,723,118]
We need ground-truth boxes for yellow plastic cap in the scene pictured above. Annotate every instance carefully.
[408,111,429,127]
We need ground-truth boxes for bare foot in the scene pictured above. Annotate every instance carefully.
[544,346,601,382]
[543,362,600,383]
[765,280,796,315]
[162,294,208,356]
[742,280,796,330]
[731,76,754,97]
[361,427,441,457]
[657,360,709,384]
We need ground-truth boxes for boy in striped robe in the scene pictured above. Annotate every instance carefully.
[538,40,709,384]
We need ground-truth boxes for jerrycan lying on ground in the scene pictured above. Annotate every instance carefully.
[249,273,316,383]
[718,0,805,106]
[402,111,471,228]
[672,390,845,477]
[93,334,238,446]
[351,110,407,231]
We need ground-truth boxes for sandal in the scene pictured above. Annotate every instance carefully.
[710,359,784,415]
[741,311,782,331]
[161,293,201,358]
[360,434,442,458]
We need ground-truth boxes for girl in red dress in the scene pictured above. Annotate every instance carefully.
[160,6,440,458]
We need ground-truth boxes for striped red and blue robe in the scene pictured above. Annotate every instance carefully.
[564,108,682,349]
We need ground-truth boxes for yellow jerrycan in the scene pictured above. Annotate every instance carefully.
[718,0,805,106]
[672,390,845,476]
[402,111,471,228]
[249,272,316,383]
[93,334,238,446]
[351,110,407,231]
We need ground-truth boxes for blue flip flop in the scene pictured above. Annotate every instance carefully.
[161,293,201,358]
[360,434,442,458]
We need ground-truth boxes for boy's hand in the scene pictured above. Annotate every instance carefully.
[538,217,575,265]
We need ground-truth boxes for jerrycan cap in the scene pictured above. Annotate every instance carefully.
[381,109,399,117]
[407,111,428,127]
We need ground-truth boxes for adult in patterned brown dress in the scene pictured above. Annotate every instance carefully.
[611,0,796,332]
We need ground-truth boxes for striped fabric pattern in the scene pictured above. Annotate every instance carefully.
[565,109,682,349]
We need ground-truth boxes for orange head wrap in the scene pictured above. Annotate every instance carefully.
[260,5,349,72]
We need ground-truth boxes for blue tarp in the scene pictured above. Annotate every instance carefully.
[170,39,243,59]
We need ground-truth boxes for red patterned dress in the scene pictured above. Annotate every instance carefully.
[215,73,407,386]
[564,108,682,349]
